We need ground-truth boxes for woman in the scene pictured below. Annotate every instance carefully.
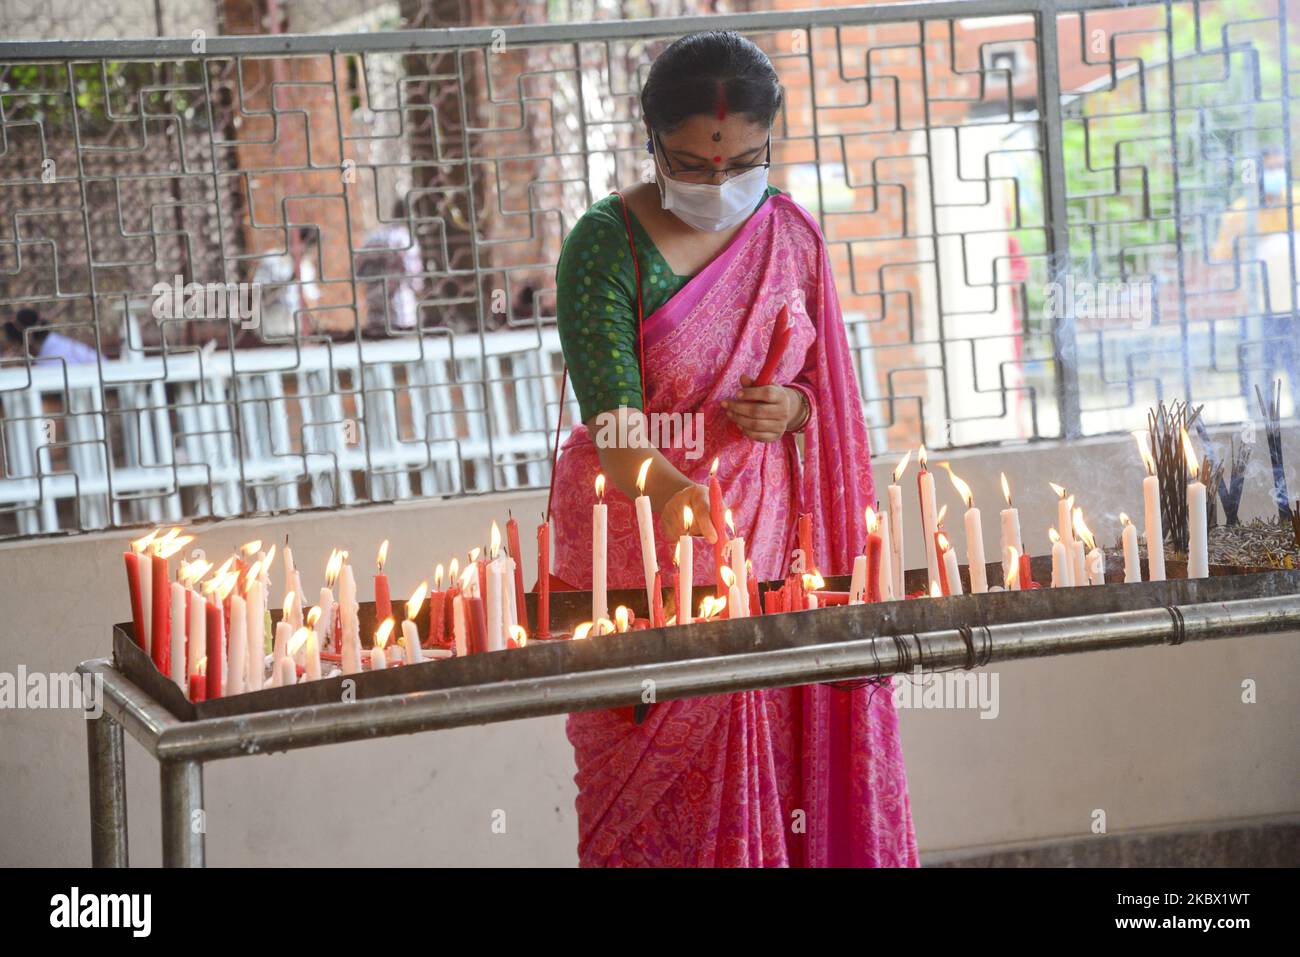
[550,31,918,868]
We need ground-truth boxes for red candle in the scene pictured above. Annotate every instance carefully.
[934,532,951,596]
[866,533,883,603]
[444,582,460,644]
[747,570,761,617]
[652,570,665,628]
[150,550,170,675]
[798,513,814,574]
[188,671,206,703]
[708,458,727,597]
[764,590,781,615]
[465,596,487,655]
[1019,551,1034,590]
[536,520,551,638]
[507,516,527,632]
[811,591,850,605]
[123,550,146,651]
[428,590,446,646]
[753,304,792,386]
[476,558,487,603]
[204,598,224,699]
[374,540,392,622]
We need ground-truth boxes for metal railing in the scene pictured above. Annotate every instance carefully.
[1,0,1297,539]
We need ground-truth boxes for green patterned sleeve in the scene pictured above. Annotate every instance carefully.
[555,200,645,423]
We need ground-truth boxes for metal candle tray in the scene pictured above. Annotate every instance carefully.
[113,555,1300,723]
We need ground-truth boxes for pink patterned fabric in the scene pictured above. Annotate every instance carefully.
[551,193,919,867]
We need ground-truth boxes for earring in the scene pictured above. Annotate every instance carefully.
[645,137,653,154]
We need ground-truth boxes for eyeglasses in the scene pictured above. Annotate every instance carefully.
[653,130,772,185]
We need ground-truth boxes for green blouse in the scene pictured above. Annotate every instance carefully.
[555,185,783,422]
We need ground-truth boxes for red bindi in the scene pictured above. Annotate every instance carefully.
[713,155,722,164]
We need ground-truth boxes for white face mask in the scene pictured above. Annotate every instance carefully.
[654,145,770,232]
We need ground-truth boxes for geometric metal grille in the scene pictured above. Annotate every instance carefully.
[0,0,1295,539]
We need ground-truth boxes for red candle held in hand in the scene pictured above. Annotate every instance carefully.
[374,539,392,622]
[205,598,224,700]
[123,550,146,652]
[753,304,792,387]
[798,513,814,574]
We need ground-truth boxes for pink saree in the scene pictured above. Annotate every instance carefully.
[550,193,919,868]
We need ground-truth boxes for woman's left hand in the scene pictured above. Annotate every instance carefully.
[722,375,802,442]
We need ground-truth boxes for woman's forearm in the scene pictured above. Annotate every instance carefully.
[585,408,694,514]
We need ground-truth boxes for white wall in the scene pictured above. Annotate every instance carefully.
[1,429,1297,866]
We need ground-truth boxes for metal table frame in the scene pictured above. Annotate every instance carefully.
[79,590,1300,867]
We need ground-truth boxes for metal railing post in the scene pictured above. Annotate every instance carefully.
[87,714,128,867]
[160,760,205,868]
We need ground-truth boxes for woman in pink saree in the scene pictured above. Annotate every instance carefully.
[549,31,918,868]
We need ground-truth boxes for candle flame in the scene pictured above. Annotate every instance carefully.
[573,621,594,641]
[196,656,207,677]
[1049,482,1066,499]
[306,605,322,629]
[407,581,428,620]
[1005,548,1020,588]
[449,557,460,581]
[865,506,878,534]
[468,546,481,564]
[892,449,912,484]
[459,565,477,592]
[1120,511,1131,527]
[240,539,262,556]
[1180,427,1200,476]
[282,590,296,618]
[180,559,212,588]
[724,508,735,537]
[214,555,235,581]
[943,463,974,508]
[435,563,445,590]
[673,541,681,567]
[682,504,694,530]
[929,580,942,598]
[1000,472,1013,507]
[614,606,632,632]
[130,529,159,554]
[374,617,395,650]
[377,539,389,571]
[935,503,948,527]
[509,624,527,647]
[262,543,276,574]
[720,565,736,588]
[595,617,616,636]
[245,558,264,584]
[1073,508,1096,551]
[1048,527,1061,544]
[155,534,193,560]
[917,445,928,470]
[288,626,310,657]
[490,521,502,560]
[636,458,652,494]
[1133,430,1156,475]
[710,456,719,478]
[936,531,952,553]
[594,473,606,502]
[801,571,826,591]
[700,594,727,620]
[214,572,238,602]
[325,549,344,587]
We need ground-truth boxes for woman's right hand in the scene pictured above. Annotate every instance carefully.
[659,483,718,544]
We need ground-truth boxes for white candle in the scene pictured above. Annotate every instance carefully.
[918,450,941,592]
[1051,484,1075,556]
[1183,429,1209,579]
[245,578,264,692]
[402,619,423,665]
[452,594,468,657]
[941,544,964,596]
[1143,474,1166,581]
[317,586,333,652]
[1121,515,1141,583]
[227,592,247,695]
[304,627,321,680]
[270,620,291,687]
[168,582,186,689]
[888,451,910,600]
[999,473,1023,591]
[1072,540,1086,586]
[340,563,362,675]
[678,507,694,626]
[1050,531,1073,587]
[593,475,608,625]
[633,459,659,616]
[1086,547,1105,586]
[371,618,393,671]
[727,526,749,617]
[487,559,506,653]
[877,509,895,601]
[274,656,296,687]
[944,466,986,594]
[848,554,868,604]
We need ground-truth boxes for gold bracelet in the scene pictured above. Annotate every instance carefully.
[790,388,811,432]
